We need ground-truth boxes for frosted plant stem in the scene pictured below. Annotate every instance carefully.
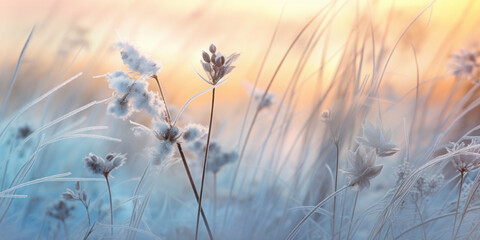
[62,220,69,240]
[214,172,217,234]
[82,201,91,226]
[176,143,214,240]
[346,191,359,240]
[286,185,349,240]
[152,75,172,123]
[332,140,340,240]
[105,175,114,236]
[152,74,213,240]
[452,172,465,239]
[195,88,216,240]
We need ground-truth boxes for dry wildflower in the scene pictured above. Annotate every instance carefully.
[116,42,162,76]
[182,124,207,142]
[449,47,480,83]
[446,139,480,173]
[197,141,238,174]
[84,152,126,177]
[16,125,32,139]
[356,121,399,157]
[342,147,383,191]
[242,81,276,110]
[200,43,240,85]
[46,200,74,222]
[320,109,331,122]
[62,181,91,225]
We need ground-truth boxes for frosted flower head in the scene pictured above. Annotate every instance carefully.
[16,125,33,139]
[84,152,127,177]
[446,139,480,173]
[46,200,74,222]
[116,42,162,76]
[242,81,275,110]
[105,70,134,94]
[153,120,180,143]
[356,122,399,157]
[182,123,207,142]
[200,44,240,85]
[107,96,133,119]
[151,141,175,166]
[343,147,383,191]
[449,47,480,83]
[196,141,237,174]
[61,181,88,203]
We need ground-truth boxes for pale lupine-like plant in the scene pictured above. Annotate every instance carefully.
[356,121,399,157]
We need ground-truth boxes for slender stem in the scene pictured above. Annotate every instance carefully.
[214,172,217,233]
[332,140,340,239]
[286,185,349,240]
[346,191,359,240]
[452,172,465,239]
[176,143,214,240]
[105,175,114,236]
[414,199,427,240]
[153,75,172,123]
[195,88,216,240]
[82,201,91,226]
[153,74,213,239]
[62,220,69,240]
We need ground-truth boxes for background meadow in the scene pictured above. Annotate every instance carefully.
[2,0,480,239]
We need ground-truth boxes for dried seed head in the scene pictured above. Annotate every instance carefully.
[202,51,210,62]
[209,44,216,53]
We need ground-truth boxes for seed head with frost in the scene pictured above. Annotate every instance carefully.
[449,47,480,83]
[242,81,276,110]
[62,181,88,203]
[84,152,126,177]
[46,200,75,222]
[342,147,383,191]
[116,42,162,76]
[182,123,207,142]
[193,141,237,174]
[356,121,399,157]
[200,43,240,85]
[446,139,480,173]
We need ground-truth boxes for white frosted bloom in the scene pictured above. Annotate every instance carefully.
[342,147,383,191]
[446,140,480,173]
[116,42,162,76]
[152,141,175,166]
[194,141,237,174]
[106,70,134,94]
[84,152,127,176]
[356,122,399,157]
[182,123,207,142]
[107,96,133,119]
[129,81,164,116]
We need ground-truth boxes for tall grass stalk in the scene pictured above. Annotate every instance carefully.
[286,185,349,240]
[346,191,359,240]
[195,88,216,240]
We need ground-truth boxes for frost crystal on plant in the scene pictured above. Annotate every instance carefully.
[84,152,127,176]
[446,139,480,173]
[46,200,75,222]
[356,121,399,157]
[116,42,162,76]
[343,146,383,191]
